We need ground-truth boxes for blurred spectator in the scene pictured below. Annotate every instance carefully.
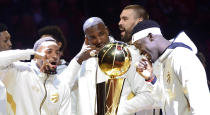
[0,23,12,51]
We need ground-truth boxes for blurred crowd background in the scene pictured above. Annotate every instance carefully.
[0,0,209,82]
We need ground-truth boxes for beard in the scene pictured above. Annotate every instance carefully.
[121,31,132,43]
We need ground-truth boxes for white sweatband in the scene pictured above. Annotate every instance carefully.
[132,27,162,43]
[39,41,58,53]
[41,41,57,48]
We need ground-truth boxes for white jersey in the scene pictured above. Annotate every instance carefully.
[0,49,71,115]
[159,32,210,115]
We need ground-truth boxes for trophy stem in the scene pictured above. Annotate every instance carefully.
[105,77,125,115]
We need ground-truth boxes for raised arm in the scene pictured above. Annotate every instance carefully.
[58,45,100,89]
[0,49,34,68]
[0,49,44,86]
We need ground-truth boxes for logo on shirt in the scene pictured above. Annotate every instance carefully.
[166,72,171,84]
[50,93,59,103]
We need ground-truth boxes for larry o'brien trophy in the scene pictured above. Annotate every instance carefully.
[97,41,131,115]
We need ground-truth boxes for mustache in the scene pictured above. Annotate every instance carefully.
[95,43,106,48]
[95,44,102,48]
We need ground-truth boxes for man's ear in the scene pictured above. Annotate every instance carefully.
[148,33,154,41]
[85,36,89,45]
[135,18,143,25]
[138,18,143,22]
[105,26,109,36]
[57,42,62,49]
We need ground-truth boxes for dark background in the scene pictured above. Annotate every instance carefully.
[0,0,209,83]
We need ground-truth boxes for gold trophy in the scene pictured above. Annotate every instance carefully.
[97,41,131,115]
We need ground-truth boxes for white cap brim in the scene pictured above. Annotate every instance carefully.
[132,27,162,43]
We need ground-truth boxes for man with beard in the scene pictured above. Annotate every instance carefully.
[119,5,149,44]
[0,37,71,115]
[118,5,162,115]
[0,23,12,115]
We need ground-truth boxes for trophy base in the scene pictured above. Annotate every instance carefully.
[96,78,125,115]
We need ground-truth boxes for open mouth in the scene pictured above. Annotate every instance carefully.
[120,30,126,38]
[50,62,56,65]
[120,28,125,33]
[120,28,125,31]
[49,62,57,69]
[119,27,125,33]
[120,30,125,34]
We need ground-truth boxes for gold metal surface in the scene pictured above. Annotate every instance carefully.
[98,41,131,78]
[97,41,132,115]
[105,78,124,115]
[7,92,16,115]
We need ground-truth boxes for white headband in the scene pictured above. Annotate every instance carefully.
[39,41,58,53]
[132,27,162,43]
[41,41,57,47]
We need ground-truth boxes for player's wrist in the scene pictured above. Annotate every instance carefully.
[145,74,157,85]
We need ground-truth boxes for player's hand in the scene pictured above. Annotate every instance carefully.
[76,45,100,64]
[135,58,153,80]
[34,51,45,59]
[40,55,57,74]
